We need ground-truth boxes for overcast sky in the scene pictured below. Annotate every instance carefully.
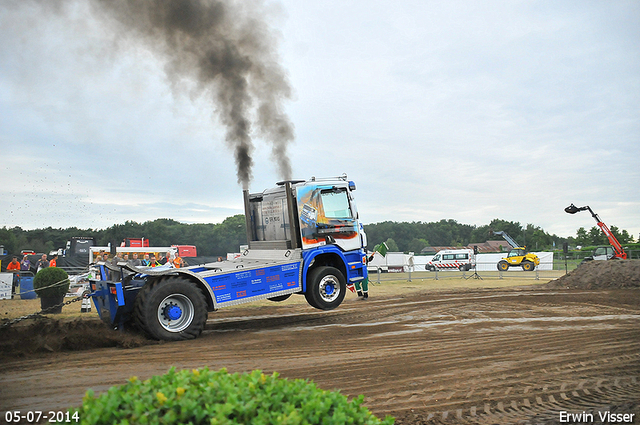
[1,0,638,241]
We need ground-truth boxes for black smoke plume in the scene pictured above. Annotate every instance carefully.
[30,0,296,188]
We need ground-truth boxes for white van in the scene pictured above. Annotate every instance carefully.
[425,249,475,271]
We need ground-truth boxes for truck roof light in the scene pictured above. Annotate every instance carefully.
[349,181,356,191]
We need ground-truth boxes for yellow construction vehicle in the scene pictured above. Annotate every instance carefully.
[493,231,540,271]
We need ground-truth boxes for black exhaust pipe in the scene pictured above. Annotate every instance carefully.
[243,189,253,246]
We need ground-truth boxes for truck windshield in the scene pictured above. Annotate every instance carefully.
[321,189,352,219]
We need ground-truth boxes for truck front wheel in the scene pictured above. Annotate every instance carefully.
[497,260,509,271]
[305,266,346,310]
[134,278,208,341]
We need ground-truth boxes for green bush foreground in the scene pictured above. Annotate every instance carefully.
[71,367,395,425]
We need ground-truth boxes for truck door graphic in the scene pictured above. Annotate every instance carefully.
[300,203,318,227]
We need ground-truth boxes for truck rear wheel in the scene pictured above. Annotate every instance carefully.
[521,261,535,271]
[497,260,509,271]
[305,266,346,310]
[134,278,208,341]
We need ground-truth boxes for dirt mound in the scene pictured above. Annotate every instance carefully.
[0,317,156,359]
[546,259,640,289]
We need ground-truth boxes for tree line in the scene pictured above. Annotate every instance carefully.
[0,216,636,257]
[364,218,636,253]
[0,216,247,257]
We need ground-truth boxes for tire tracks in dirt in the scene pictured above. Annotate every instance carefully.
[1,288,638,424]
[207,290,640,424]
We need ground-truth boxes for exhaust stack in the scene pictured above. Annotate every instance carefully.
[243,189,254,246]
[285,182,300,249]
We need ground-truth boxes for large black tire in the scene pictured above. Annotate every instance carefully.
[134,278,208,341]
[497,260,509,271]
[521,261,535,271]
[304,266,346,310]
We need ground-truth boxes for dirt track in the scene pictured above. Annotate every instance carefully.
[1,284,639,424]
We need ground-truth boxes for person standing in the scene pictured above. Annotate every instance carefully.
[110,252,125,281]
[172,254,184,268]
[49,254,58,268]
[111,252,124,266]
[7,256,20,272]
[129,253,142,267]
[20,255,32,271]
[161,251,175,267]
[99,252,111,280]
[7,257,20,297]
[355,253,375,300]
[35,254,49,273]
[148,254,160,267]
[94,250,105,264]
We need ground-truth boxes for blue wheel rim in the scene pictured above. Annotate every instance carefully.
[318,275,340,303]
[157,294,194,332]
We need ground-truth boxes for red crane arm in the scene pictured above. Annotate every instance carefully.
[595,221,627,259]
[565,203,627,260]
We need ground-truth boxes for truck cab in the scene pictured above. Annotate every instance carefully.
[244,177,367,302]
[582,246,617,263]
[591,246,615,261]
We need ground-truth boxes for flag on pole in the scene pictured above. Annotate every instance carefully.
[374,242,388,257]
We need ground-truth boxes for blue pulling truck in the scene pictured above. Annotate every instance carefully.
[89,176,368,340]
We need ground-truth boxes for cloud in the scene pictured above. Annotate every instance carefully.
[1,0,638,240]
